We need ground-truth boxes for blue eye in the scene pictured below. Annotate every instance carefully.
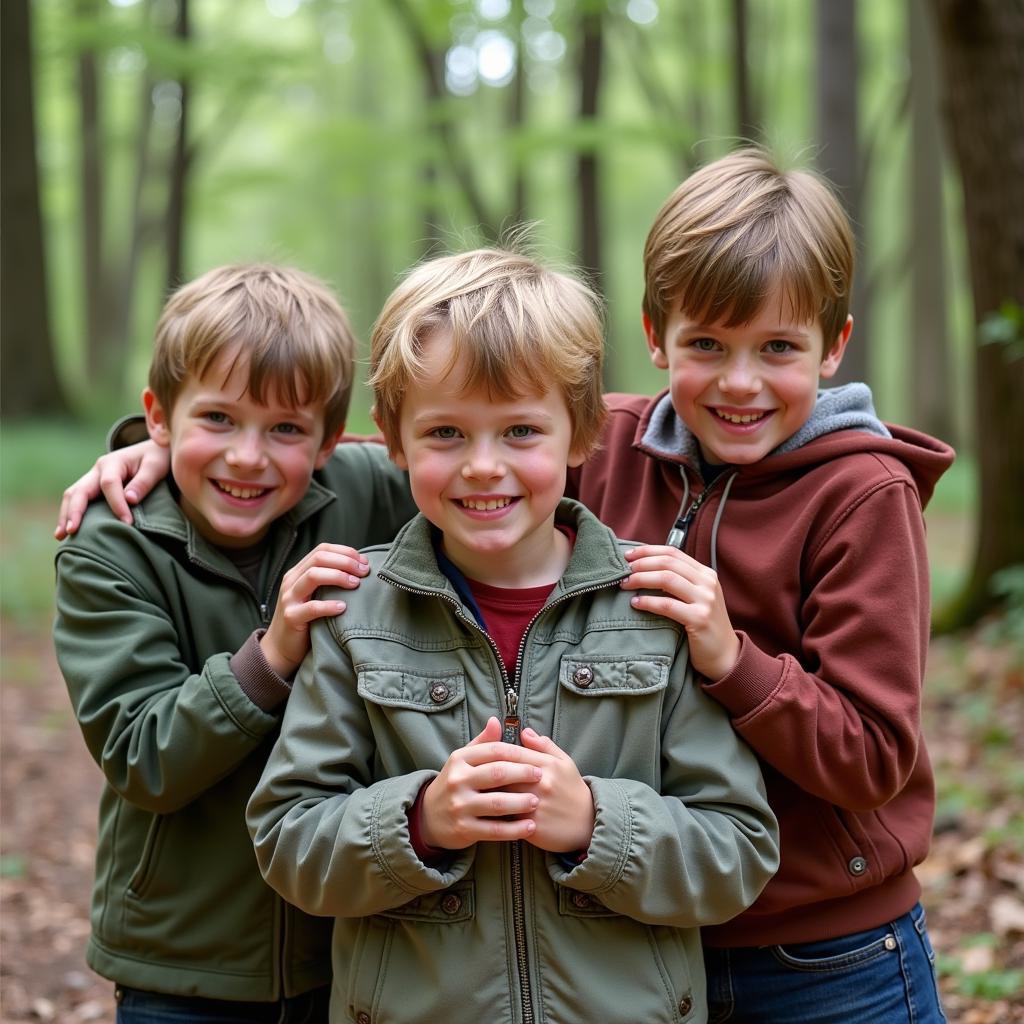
[507,425,535,439]
[273,422,302,435]
[766,340,793,354]
[692,337,719,352]
[432,426,459,439]
[204,411,230,424]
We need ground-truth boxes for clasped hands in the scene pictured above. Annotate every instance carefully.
[420,717,595,856]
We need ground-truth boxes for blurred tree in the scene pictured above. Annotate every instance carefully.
[732,0,759,142]
[930,0,1024,625]
[165,0,191,291]
[576,0,604,299]
[908,0,954,445]
[1,0,70,417]
[388,0,499,238]
[815,0,868,386]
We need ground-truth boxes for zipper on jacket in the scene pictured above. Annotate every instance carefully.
[666,472,722,551]
[378,570,624,1024]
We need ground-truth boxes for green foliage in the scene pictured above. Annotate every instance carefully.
[979,301,1024,363]
[938,939,1024,1001]
[981,564,1024,659]
[0,420,109,502]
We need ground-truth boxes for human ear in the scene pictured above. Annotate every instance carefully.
[371,406,408,470]
[820,316,854,380]
[313,423,346,470]
[142,388,172,448]
[643,313,669,370]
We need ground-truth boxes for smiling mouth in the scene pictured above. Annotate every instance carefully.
[712,409,770,425]
[459,497,514,511]
[214,481,269,500]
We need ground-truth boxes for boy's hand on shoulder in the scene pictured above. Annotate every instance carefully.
[419,717,543,850]
[260,543,370,678]
[621,545,740,681]
[55,440,170,539]
[516,729,595,855]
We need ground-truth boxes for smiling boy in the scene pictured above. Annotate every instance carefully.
[245,247,779,1024]
[53,264,417,1022]
[569,149,954,1022]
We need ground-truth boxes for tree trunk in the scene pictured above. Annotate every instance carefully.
[1,0,70,417]
[930,0,1024,626]
[76,0,109,384]
[387,0,498,239]
[815,0,868,386]
[165,0,191,292]
[577,6,603,294]
[508,0,527,227]
[909,0,955,445]
[732,0,759,142]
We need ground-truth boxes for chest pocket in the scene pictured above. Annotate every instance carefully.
[552,655,670,783]
[357,667,470,775]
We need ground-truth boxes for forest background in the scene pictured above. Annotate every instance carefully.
[1,0,1022,1021]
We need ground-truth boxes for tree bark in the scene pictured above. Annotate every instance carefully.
[930,0,1024,625]
[815,0,868,386]
[1,0,70,416]
[732,0,759,143]
[577,5,603,295]
[165,0,191,292]
[76,0,109,384]
[909,0,954,445]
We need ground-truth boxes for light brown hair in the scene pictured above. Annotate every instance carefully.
[642,148,855,351]
[149,264,356,437]
[370,247,607,456]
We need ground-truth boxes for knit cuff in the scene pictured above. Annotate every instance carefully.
[230,630,292,713]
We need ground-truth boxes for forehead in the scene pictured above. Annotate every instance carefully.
[183,349,319,415]
[403,335,569,418]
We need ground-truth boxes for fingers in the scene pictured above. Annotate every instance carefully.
[55,469,103,538]
[468,716,503,746]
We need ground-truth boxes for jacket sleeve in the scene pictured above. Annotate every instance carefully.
[246,615,475,918]
[54,544,281,814]
[549,656,779,928]
[703,476,930,811]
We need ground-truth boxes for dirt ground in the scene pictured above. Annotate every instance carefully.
[1,619,1021,1023]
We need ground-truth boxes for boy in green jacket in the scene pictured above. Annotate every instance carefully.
[245,247,779,1024]
[53,264,417,1022]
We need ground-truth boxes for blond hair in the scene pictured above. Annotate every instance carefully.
[370,247,606,456]
[149,264,356,437]
[642,148,854,350]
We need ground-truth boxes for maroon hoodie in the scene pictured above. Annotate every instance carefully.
[567,388,956,946]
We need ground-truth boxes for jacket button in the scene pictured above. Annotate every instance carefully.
[356,1014,371,1024]
[848,855,868,875]
[678,995,693,1015]
[572,665,594,688]
[440,893,462,915]
[429,683,450,703]
[571,891,592,909]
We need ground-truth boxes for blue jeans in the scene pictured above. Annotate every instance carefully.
[705,903,947,1023]
[114,984,330,1024]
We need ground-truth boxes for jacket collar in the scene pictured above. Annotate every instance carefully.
[131,477,335,578]
[376,498,629,602]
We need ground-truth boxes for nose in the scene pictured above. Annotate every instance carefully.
[226,430,269,472]
[718,354,761,396]
[462,437,505,482]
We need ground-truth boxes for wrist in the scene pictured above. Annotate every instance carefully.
[258,630,299,679]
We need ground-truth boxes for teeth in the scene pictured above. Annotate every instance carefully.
[716,410,766,424]
[218,482,266,499]
[461,497,512,511]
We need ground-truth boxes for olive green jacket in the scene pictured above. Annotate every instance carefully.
[53,443,416,1001]
[248,501,779,1024]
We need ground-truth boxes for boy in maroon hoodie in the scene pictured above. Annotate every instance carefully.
[568,149,954,1022]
